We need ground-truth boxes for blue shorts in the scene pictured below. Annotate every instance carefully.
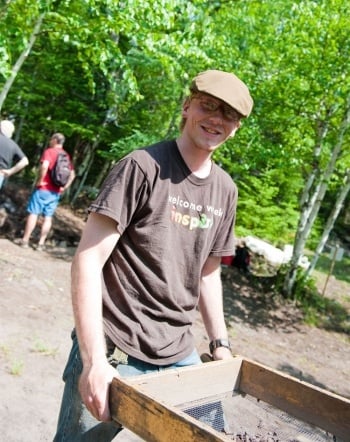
[27,189,60,217]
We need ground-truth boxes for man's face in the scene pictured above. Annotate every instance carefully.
[49,137,57,147]
[181,93,242,152]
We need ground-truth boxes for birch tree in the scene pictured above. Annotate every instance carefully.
[305,169,350,278]
[0,14,45,112]
[283,97,350,295]
[0,1,46,112]
[208,0,350,295]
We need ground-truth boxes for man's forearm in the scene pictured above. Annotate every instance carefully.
[71,213,121,367]
[71,254,107,366]
[62,170,76,192]
[199,268,228,341]
[3,156,29,177]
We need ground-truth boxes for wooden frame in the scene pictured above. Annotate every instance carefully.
[110,356,350,441]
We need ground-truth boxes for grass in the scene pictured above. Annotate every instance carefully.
[261,250,350,334]
[9,360,24,376]
[0,338,58,378]
[0,344,10,357]
[313,252,350,284]
[1,344,25,376]
[31,338,59,356]
[293,252,350,334]
[300,293,350,334]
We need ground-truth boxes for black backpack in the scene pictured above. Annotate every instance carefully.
[50,152,71,187]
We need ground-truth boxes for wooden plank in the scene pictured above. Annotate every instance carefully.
[239,358,350,440]
[116,358,242,406]
[110,376,229,442]
[110,357,350,440]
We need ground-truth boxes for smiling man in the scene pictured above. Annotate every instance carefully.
[54,69,253,441]
[179,70,252,172]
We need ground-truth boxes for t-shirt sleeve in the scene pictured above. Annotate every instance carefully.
[12,144,26,162]
[89,157,149,234]
[40,148,55,165]
[209,182,237,257]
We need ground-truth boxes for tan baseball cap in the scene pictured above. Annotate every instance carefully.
[190,70,253,117]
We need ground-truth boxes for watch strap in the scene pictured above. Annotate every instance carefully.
[209,338,231,354]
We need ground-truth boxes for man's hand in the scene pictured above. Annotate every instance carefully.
[212,346,233,361]
[0,169,11,178]
[78,359,119,422]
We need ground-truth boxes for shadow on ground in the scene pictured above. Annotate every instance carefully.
[222,266,304,333]
[222,266,349,336]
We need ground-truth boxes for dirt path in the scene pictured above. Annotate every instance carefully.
[0,238,349,441]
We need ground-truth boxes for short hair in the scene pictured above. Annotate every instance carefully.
[0,120,15,138]
[179,95,192,132]
[51,133,65,145]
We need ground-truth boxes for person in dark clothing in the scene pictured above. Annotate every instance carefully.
[233,241,251,273]
[0,120,28,189]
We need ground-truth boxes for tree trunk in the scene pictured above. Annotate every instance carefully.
[283,96,350,296]
[0,13,44,112]
[282,119,329,296]
[69,111,113,205]
[69,142,96,206]
[305,170,350,278]
[93,160,112,189]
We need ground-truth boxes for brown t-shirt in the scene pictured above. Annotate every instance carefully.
[89,140,237,365]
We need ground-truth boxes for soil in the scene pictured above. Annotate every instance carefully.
[0,183,349,442]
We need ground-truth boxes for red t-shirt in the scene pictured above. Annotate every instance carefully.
[37,147,73,193]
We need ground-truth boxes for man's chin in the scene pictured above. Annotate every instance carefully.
[200,140,224,152]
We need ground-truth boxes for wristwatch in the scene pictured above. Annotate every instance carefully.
[209,339,231,354]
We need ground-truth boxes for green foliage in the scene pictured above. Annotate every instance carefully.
[99,129,159,161]
[1,0,217,181]
[210,0,350,254]
[0,0,349,252]
[227,165,301,244]
[295,281,350,334]
[314,253,350,285]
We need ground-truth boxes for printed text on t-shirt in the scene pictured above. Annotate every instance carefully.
[169,194,223,231]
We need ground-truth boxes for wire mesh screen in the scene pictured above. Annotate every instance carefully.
[180,390,339,441]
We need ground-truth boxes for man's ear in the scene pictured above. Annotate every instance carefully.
[182,97,191,118]
[230,121,242,137]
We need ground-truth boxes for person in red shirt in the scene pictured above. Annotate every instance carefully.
[16,133,75,250]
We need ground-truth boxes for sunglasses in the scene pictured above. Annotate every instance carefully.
[192,96,241,123]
